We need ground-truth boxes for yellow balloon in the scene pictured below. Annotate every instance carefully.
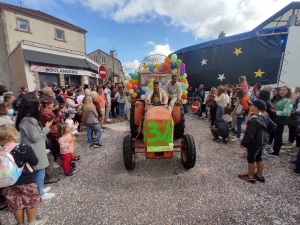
[132,92,137,98]
[150,78,154,83]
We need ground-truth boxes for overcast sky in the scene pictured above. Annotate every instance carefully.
[6,0,293,74]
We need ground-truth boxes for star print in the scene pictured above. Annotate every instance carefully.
[254,69,265,78]
[201,59,207,66]
[233,48,242,56]
[218,74,225,82]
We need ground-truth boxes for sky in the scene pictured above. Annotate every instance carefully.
[4,0,294,74]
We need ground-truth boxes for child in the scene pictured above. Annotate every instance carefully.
[238,100,276,183]
[58,103,67,122]
[57,123,76,177]
[0,124,48,225]
[237,76,249,93]
[64,108,80,161]
[211,107,233,143]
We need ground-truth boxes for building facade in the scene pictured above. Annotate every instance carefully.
[88,49,124,83]
[0,2,100,93]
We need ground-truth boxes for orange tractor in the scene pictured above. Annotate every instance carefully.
[123,99,196,170]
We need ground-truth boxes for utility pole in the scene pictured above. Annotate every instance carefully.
[19,0,24,7]
[110,48,116,83]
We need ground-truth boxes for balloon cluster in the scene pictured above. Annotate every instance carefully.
[123,54,189,103]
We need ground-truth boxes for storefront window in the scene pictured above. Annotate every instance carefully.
[64,75,81,87]
[39,73,60,89]
[89,77,96,86]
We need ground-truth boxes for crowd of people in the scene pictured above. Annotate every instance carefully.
[0,77,299,224]
[188,76,300,183]
[0,82,125,225]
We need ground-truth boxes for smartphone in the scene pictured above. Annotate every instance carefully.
[47,117,53,123]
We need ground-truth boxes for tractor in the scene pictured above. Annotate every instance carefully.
[123,72,196,171]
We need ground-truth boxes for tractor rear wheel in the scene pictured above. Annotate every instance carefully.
[174,104,185,139]
[123,135,135,170]
[181,134,196,169]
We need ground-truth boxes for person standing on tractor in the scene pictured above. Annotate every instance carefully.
[146,80,168,107]
[164,75,183,112]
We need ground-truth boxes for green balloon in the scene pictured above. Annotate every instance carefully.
[171,54,177,61]
[176,59,182,67]
[148,83,153,88]
[183,90,188,95]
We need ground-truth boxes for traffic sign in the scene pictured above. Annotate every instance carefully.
[190,101,201,113]
[98,65,107,79]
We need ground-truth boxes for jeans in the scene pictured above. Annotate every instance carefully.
[236,117,243,138]
[87,123,103,144]
[215,106,223,122]
[296,148,300,172]
[35,169,45,196]
[273,116,288,155]
[119,103,125,117]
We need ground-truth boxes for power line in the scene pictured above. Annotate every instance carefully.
[18,0,24,7]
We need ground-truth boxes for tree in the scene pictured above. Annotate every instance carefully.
[218,31,226,39]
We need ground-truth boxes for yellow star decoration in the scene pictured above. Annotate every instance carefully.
[254,69,265,78]
[233,48,242,56]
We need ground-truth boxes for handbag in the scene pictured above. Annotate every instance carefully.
[45,138,52,150]
[235,103,243,116]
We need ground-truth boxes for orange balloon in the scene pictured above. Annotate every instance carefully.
[164,57,171,64]
[126,83,132,89]
[130,79,135,85]
[182,78,187,83]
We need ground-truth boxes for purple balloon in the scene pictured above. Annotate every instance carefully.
[160,80,165,85]
[159,67,164,72]
[145,78,150,84]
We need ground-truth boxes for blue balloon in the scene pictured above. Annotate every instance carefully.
[143,87,149,93]
[129,73,133,77]
[170,62,176,69]
[140,90,145,95]
[159,83,162,88]
[149,64,154,72]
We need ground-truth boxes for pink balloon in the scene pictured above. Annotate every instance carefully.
[132,84,138,91]
[153,68,158,73]
[183,73,187,78]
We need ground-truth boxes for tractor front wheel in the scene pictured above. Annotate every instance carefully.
[181,134,196,169]
[123,135,135,170]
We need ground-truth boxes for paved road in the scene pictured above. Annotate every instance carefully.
[1,115,299,224]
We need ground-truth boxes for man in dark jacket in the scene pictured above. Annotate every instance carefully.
[238,99,276,183]
[198,84,205,117]
[211,120,230,143]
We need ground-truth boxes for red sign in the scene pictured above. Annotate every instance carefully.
[190,101,200,113]
[98,66,107,79]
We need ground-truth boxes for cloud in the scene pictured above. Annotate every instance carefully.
[147,41,156,46]
[64,0,292,39]
[122,43,173,74]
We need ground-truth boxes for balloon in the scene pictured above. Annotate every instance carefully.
[136,90,140,94]
[153,68,158,73]
[163,63,169,70]
[129,89,134,94]
[155,63,161,69]
[140,90,145,95]
[124,87,128,92]
[126,75,131,81]
[129,79,135,85]
[150,78,154,83]
[127,96,132,101]
[159,83,162,88]
[129,73,133,77]
[184,83,189,90]
[141,94,146,100]
[180,82,184,90]
[143,68,150,73]
[132,84,138,91]
[159,67,164,72]
[126,83,132,89]
[148,83,153,88]
[182,100,187,104]
[131,98,137,103]
[164,57,171,64]
[145,78,150,84]
[183,73,187,78]
[143,87,149,92]
[149,64,154,72]
[161,78,166,84]
[175,59,182,67]
[123,80,129,85]
[182,78,187,83]
[183,90,188,95]
[181,95,187,100]
[170,62,176,69]
[160,80,165,85]
[132,74,138,80]
[171,54,177,61]
[132,92,137,98]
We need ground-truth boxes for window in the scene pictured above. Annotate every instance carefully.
[17,19,28,31]
[93,56,98,62]
[101,57,106,64]
[55,29,64,40]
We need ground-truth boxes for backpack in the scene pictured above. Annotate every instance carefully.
[235,103,243,116]
[0,143,33,188]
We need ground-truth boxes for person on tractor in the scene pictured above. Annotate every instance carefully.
[164,74,183,112]
[145,80,168,108]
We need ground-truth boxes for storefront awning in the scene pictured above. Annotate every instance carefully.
[23,49,98,72]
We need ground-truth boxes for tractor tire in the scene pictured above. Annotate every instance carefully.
[174,104,185,139]
[123,135,135,170]
[130,103,138,137]
[181,134,196,169]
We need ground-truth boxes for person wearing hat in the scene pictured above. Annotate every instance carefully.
[145,80,168,107]
[238,99,276,183]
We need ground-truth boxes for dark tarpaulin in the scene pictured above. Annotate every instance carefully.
[171,28,287,91]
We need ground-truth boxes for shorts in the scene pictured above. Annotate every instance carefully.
[101,108,105,117]
[247,148,263,164]
[2,183,42,213]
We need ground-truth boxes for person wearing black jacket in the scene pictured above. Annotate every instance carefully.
[0,125,48,225]
[198,84,205,117]
[238,100,276,183]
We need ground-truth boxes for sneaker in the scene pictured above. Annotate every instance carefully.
[66,172,75,177]
[264,144,272,149]
[231,137,240,142]
[267,152,279,157]
[254,173,265,183]
[93,143,102,148]
[53,162,60,169]
[283,141,294,146]
[238,174,256,183]
[293,169,300,175]
[70,168,77,173]
[90,143,94,147]
[42,192,55,200]
[43,187,51,193]
[265,148,274,154]
[35,216,48,225]
[106,118,112,122]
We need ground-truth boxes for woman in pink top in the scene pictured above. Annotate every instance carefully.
[237,76,248,93]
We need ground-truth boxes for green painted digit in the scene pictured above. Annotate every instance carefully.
[147,122,161,142]
[159,120,171,143]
